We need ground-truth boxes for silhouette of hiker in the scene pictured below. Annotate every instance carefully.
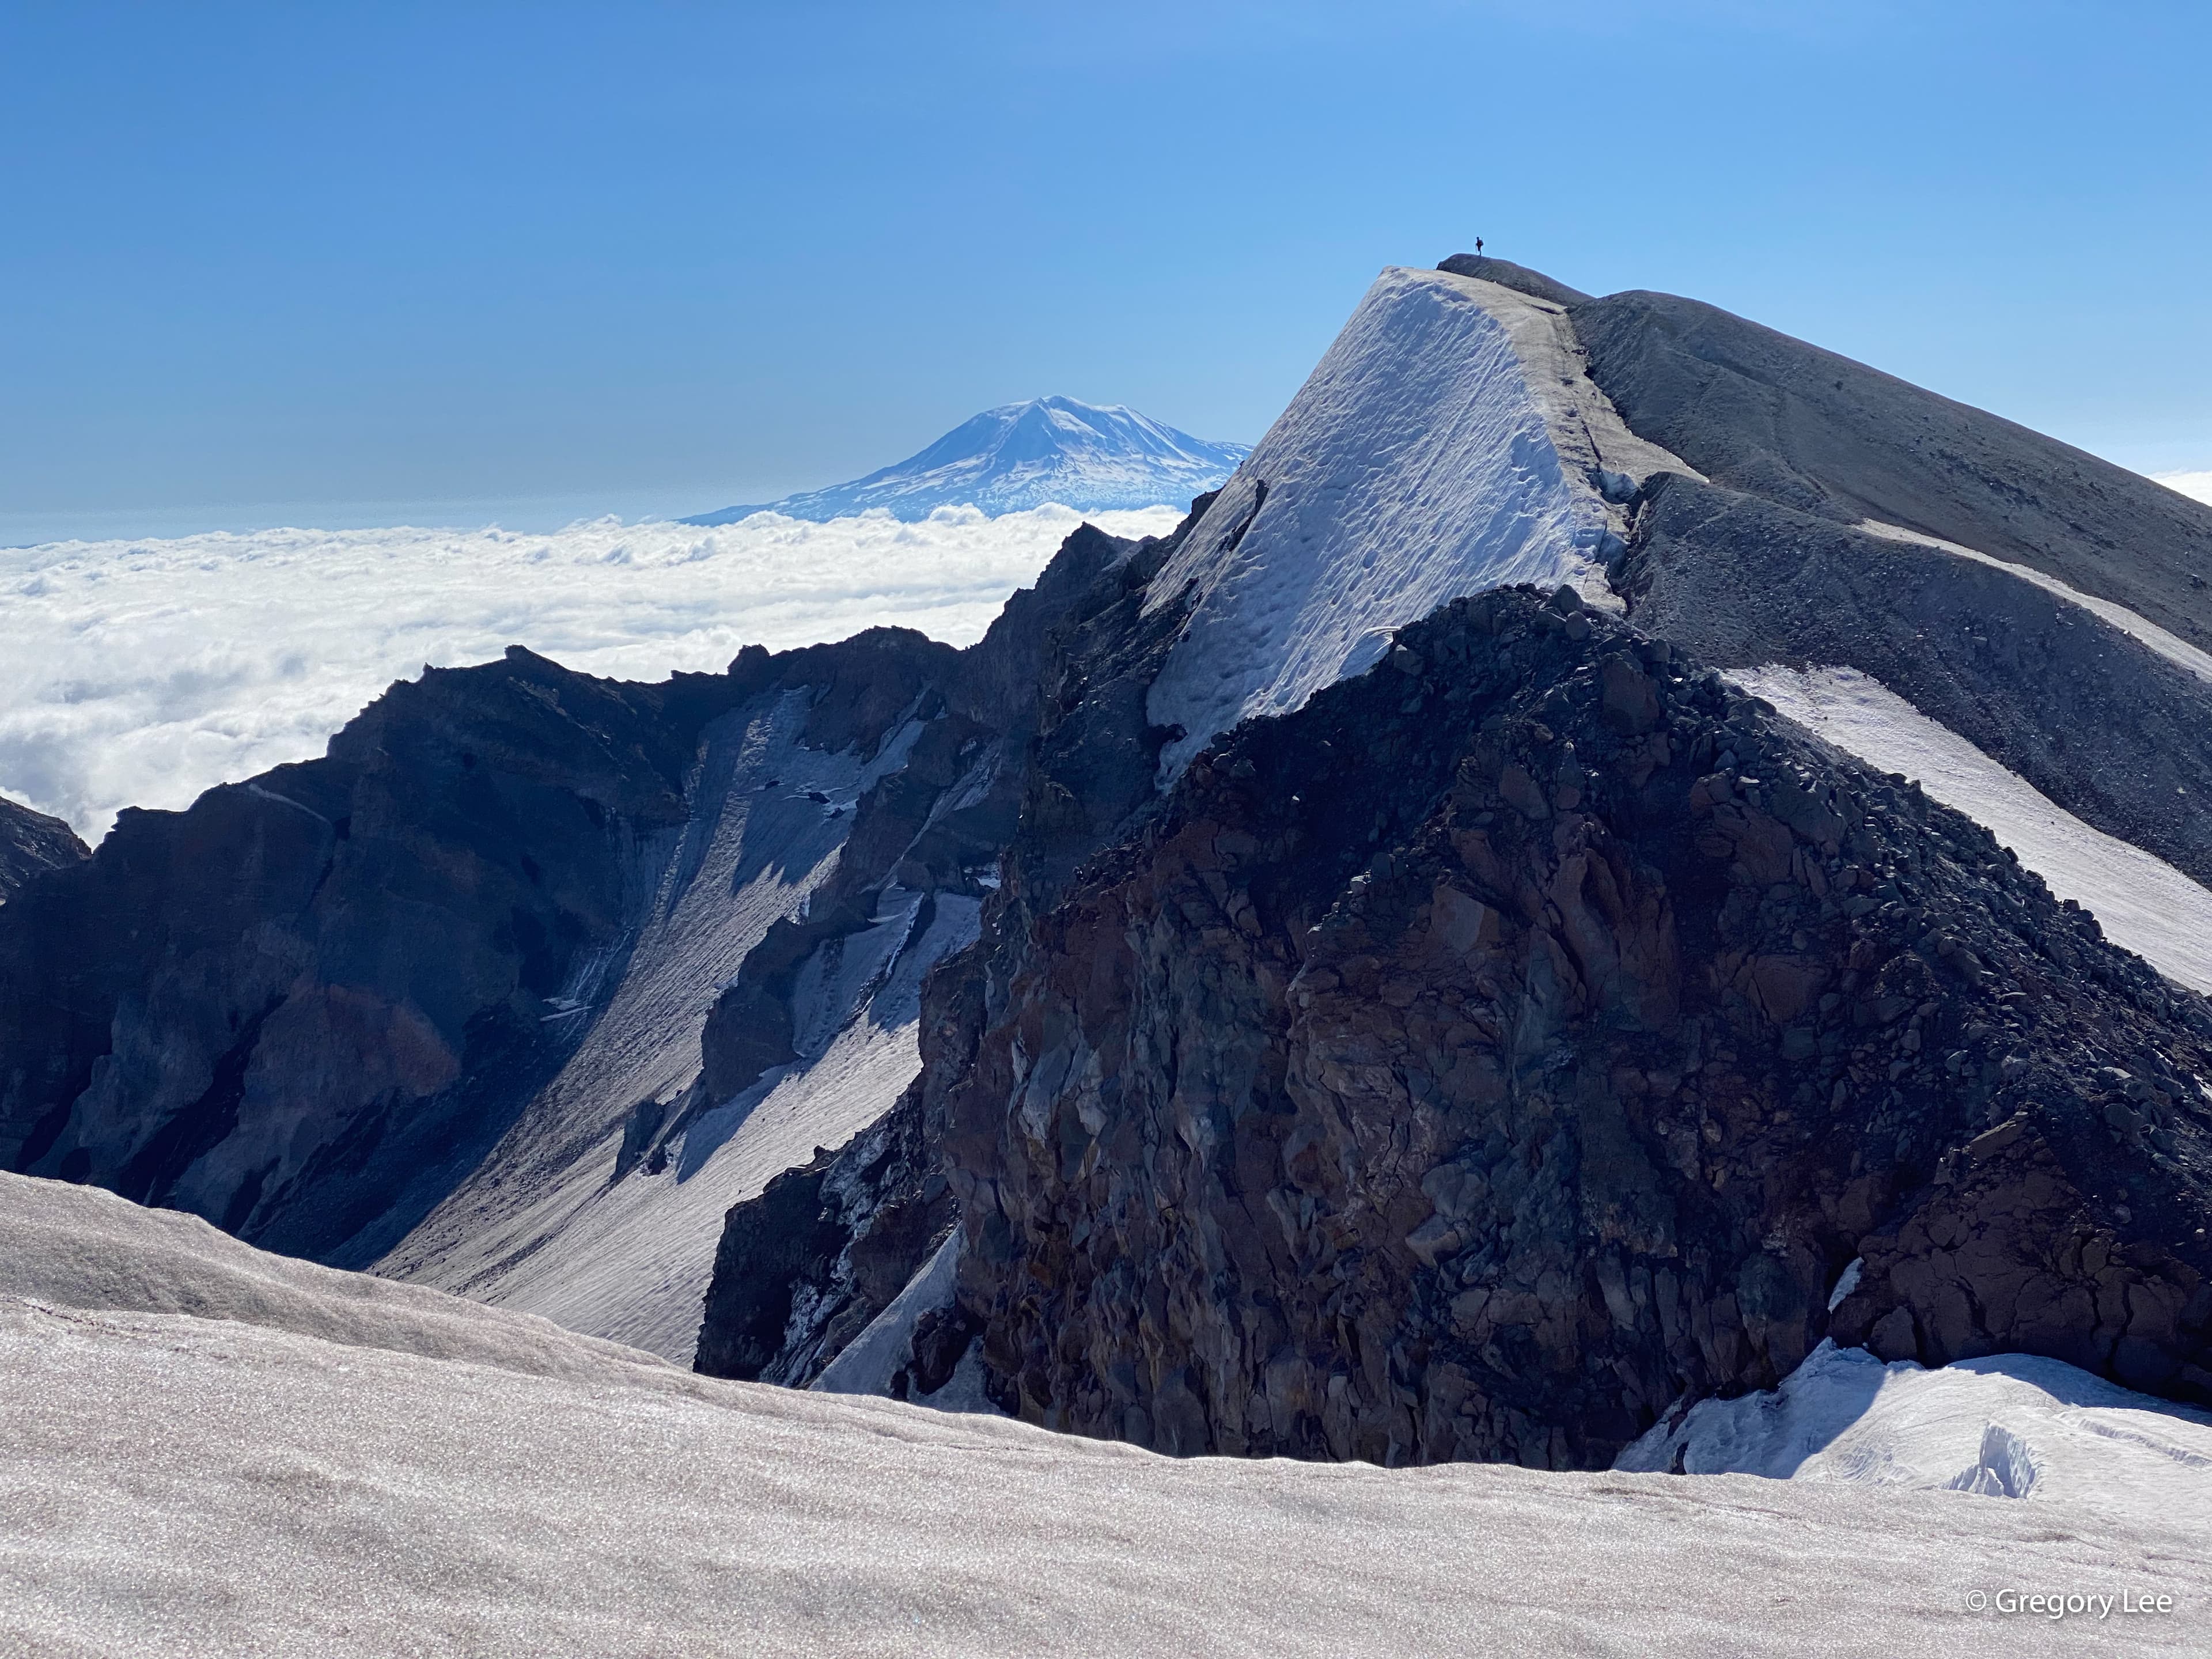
[1475,237,1484,256]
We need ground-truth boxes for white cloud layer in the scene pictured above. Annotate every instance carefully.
[1,505,1185,842]
[2152,469,2212,506]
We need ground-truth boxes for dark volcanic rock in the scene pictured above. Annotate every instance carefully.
[934,588,2212,1464]
[692,525,1141,1110]
[1437,254,1594,309]
[0,622,996,1271]
[0,795,89,904]
[0,647,748,1256]
[693,506,1209,1382]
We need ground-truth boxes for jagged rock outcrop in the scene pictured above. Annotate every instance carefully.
[693,507,1210,1382]
[937,587,2211,1463]
[691,527,1137,1112]
[0,622,1021,1282]
[698,262,2212,1453]
[0,647,752,1255]
[0,794,88,903]
[16,245,2211,1476]
[0,506,1171,1358]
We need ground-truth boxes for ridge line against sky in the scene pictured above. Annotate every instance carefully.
[5,2,2210,543]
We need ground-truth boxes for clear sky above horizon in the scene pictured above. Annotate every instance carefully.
[5,1,2209,540]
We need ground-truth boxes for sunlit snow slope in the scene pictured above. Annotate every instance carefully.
[373,692,978,1361]
[1143,266,1688,781]
[1738,664,2212,994]
[5,1174,2203,1659]
[1619,1336,2212,1520]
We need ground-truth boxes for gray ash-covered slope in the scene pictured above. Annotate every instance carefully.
[0,793,87,904]
[685,396,1249,525]
[699,257,2212,1463]
[0,535,1140,1357]
[1567,277,2212,891]
[1567,281,2212,654]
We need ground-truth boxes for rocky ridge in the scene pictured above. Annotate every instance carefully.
[0,793,88,904]
[699,261,2212,1468]
[937,586,2212,1461]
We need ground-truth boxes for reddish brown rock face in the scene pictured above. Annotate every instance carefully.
[938,588,2212,1466]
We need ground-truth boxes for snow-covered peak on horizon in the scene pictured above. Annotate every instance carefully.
[685,395,1250,525]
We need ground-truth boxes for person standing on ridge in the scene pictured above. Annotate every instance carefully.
[1475,237,1484,256]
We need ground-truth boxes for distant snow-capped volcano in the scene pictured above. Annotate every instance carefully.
[685,396,1250,524]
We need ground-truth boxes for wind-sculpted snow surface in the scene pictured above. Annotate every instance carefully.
[0,503,1179,839]
[1143,267,1685,781]
[3,1175,2205,1658]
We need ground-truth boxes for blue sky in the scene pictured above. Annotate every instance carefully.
[5,1,2208,537]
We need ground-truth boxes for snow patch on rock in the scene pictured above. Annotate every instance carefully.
[812,1226,961,1397]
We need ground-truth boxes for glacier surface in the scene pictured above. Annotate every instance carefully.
[5,1173,2205,1658]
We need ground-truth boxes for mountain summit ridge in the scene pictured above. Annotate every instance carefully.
[685,395,1250,524]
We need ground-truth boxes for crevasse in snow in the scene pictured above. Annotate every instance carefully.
[1143,266,1687,782]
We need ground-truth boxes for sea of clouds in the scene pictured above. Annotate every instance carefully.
[1,505,1185,842]
[2157,470,2212,507]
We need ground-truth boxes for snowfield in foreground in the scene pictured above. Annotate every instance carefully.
[3,1176,2207,1658]
[0,504,1183,840]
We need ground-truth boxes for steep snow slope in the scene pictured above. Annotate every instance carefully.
[5,1174,2204,1658]
[1738,664,2212,994]
[374,694,976,1360]
[1143,266,1688,780]
[686,397,1248,525]
[1619,1337,2212,1520]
